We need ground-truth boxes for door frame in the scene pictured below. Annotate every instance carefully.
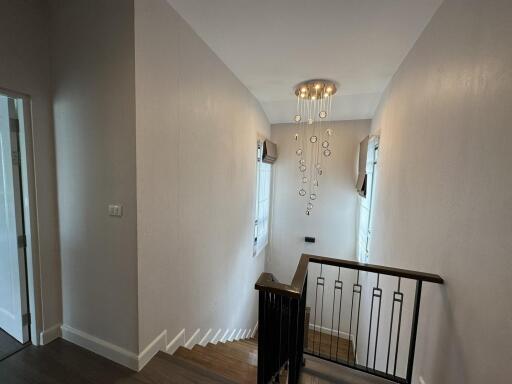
[0,86,43,346]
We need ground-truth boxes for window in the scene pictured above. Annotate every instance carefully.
[357,137,379,263]
[254,141,272,256]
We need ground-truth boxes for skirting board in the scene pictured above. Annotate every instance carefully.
[61,324,138,371]
[166,329,185,355]
[138,330,167,371]
[220,329,231,343]
[308,324,357,363]
[251,322,258,338]
[40,323,62,345]
[210,329,223,344]
[199,329,212,346]
[184,329,201,349]
[60,324,256,372]
[309,324,354,342]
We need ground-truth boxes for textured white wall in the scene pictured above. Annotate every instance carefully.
[0,0,62,339]
[135,0,270,351]
[367,0,512,382]
[51,0,139,353]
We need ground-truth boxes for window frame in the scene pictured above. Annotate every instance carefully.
[358,137,379,263]
[253,140,272,257]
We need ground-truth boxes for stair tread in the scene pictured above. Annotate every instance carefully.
[174,345,256,384]
[204,342,257,366]
[143,352,237,383]
[223,340,257,353]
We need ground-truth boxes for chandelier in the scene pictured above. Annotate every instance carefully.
[293,79,337,215]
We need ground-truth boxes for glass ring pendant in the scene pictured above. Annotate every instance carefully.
[293,79,338,215]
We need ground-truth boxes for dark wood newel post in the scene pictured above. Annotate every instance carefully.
[297,274,308,367]
[258,290,265,384]
[288,298,300,384]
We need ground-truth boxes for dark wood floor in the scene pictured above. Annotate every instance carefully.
[0,328,26,361]
[0,338,235,383]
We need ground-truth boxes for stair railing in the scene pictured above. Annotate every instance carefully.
[255,254,443,384]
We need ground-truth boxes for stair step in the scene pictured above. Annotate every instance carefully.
[144,351,237,383]
[205,342,257,366]
[239,338,257,346]
[223,339,257,353]
[174,345,256,384]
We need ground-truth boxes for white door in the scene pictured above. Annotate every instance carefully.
[0,95,29,343]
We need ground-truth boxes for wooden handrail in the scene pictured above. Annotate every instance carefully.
[255,254,310,298]
[255,254,443,298]
[306,254,444,284]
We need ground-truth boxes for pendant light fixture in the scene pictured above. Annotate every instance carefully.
[293,79,337,215]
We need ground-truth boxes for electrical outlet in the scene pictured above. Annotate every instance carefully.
[419,376,427,384]
[108,204,123,217]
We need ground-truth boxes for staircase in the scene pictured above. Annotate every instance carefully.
[144,335,398,384]
[138,254,444,384]
[143,338,258,383]
[174,338,258,383]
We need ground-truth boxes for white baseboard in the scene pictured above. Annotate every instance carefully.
[40,323,62,345]
[166,329,185,355]
[199,329,212,346]
[60,323,256,372]
[251,322,258,338]
[210,328,222,344]
[309,324,357,363]
[138,330,167,371]
[309,323,353,342]
[184,329,201,349]
[228,329,237,341]
[61,324,138,370]
[220,329,231,342]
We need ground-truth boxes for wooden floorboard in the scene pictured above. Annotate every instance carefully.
[0,339,231,384]
[0,329,27,361]
[305,328,355,364]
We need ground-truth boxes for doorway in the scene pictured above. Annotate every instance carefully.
[0,93,31,360]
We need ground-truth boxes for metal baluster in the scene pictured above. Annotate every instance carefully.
[366,274,383,370]
[366,274,375,369]
[353,271,362,366]
[313,265,325,356]
[312,265,320,354]
[406,280,423,383]
[330,268,343,360]
[330,271,336,360]
[335,268,344,362]
[386,278,398,374]
[278,295,283,368]
[373,276,382,371]
[393,290,403,378]
[348,270,362,364]
[385,277,404,377]
[318,266,325,356]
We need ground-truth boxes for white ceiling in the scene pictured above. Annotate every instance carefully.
[167,0,443,123]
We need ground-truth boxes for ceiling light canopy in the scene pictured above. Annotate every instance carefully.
[294,80,337,100]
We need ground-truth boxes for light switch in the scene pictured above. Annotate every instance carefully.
[108,204,123,217]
